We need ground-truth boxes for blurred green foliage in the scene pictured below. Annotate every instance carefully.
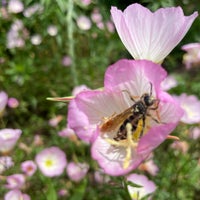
[0,0,200,199]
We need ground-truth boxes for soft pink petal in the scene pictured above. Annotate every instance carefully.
[68,89,129,143]
[91,130,147,176]
[111,4,198,63]
[104,59,167,93]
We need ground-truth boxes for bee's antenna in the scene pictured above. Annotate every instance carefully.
[149,82,153,96]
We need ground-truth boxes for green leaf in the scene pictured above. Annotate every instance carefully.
[69,179,87,200]
[126,181,143,188]
[46,179,57,200]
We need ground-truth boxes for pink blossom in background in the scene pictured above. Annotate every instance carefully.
[47,25,58,36]
[126,173,156,199]
[91,8,102,24]
[72,84,90,96]
[173,93,200,124]
[161,75,178,91]
[170,141,189,154]
[7,97,19,108]
[0,128,22,153]
[58,127,75,138]
[33,134,43,146]
[96,21,105,30]
[94,170,110,183]
[66,162,89,182]
[189,127,200,139]
[68,59,183,176]
[76,15,92,30]
[58,189,68,197]
[4,189,30,200]
[182,43,200,69]
[0,156,14,174]
[62,56,72,67]
[138,159,159,176]
[48,115,63,127]
[23,3,43,18]
[35,146,67,177]
[0,91,8,114]
[8,0,24,14]
[111,3,198,63]
[81,0,91,6]
[7,20,26,49]
[21,160,37,176]
[5,174,25,189]
[106,20,115,33]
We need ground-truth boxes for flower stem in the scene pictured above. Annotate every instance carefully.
[123,177,133,200]
[67,0,78,86]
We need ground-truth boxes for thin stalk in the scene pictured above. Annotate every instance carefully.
[67,0,78,86]
[123,177,133,200]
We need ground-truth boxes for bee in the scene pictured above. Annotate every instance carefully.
[100,82,160,141]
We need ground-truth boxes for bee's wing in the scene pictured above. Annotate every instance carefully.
[100,107,133,133]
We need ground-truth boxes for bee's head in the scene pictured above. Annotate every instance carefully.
[143,94,155,107]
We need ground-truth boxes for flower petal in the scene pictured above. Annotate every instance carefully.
[111,4,198,63]
[104,59,167,95]
[68,89,130,143]
[91,129,147,176]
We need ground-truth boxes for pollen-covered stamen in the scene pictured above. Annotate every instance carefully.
[105,119,145,169]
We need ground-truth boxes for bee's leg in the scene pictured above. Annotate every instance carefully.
[147,113,160,124]
[121,90,138,102]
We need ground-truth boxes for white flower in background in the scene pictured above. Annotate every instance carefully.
[127,174,156,200]
[76,15,92,30]
[30,34,42,45]
[47,25,58,36]
[0,128,22,153]
[8,0,24,14]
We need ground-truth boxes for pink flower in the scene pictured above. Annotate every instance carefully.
[126,173,156,199]
[5,174,25,189]
[4,189,30,200]
[76,15,92,30]
[0,91,8,114]
[58,127,75,138]
[7,97,19,108]
[173,93,200,124]
[138,159,159,176]
[21,160,37,176]
[182,43,200,69]
[62,56,72,67]
[0,128,22,153]
[48,115,63,127]
[8,0,24,14]
[111,4,198,63]
[35,146,67,177]
[0,156,14,174]
[81,0,91,6]
[170,141,189,154]
[94,170,110,183]
[68,59,183,175]
[189,126,200,139]
[66,162,89,182]
[161,75,178,91]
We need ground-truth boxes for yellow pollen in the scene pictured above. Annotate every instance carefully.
[45,159,53,167]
